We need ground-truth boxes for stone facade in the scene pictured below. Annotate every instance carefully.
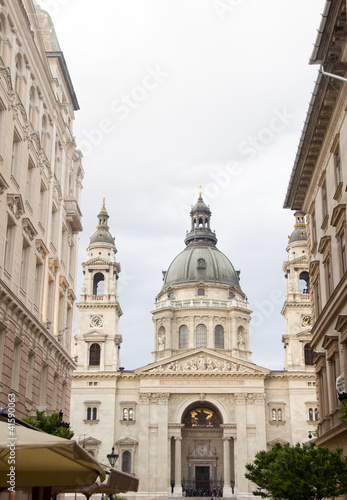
[284,0,347,454]
[0,0,82,419]
[71,198,317,500]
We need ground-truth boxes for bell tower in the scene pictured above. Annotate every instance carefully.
[75,199,123,371]
[281,212,313,371]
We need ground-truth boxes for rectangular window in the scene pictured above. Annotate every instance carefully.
[34,259,43,308]
[0,98,6,155]
[322,181,328,219]
[39,363,48,407]
[11,340,22,391]
[39,181,48,230]
[311,211,317,245]
[315,281,321,317]
[61,225,68,269]
[25,352,35,401]
[51,204,58,250]
[335,144,342,185]
[10,129,21,182]
[4,216,16,274]
[25,158,36,209]
[341,231,346,275]
[19,236,31,292]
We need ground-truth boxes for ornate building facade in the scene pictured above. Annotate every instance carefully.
[284,0,347,455]
[0,0,82,419]
[71,196,317,499]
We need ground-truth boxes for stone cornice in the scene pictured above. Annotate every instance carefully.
[0,279,75,369]
[266,371,316,380]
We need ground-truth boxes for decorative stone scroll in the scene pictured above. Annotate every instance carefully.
[149,354,255,373]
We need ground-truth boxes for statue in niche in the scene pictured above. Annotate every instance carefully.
[238,331,245,349]
[158,333,165,350]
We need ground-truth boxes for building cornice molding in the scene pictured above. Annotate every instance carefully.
[0,279,75,369]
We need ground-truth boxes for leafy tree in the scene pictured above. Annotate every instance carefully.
[339,400,347,427]
[245,441,347,500]
[23,410,74,439]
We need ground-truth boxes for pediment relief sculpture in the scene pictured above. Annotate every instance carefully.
[149,354,255,373]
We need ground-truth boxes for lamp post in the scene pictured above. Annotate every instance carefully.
[107,446,119,468]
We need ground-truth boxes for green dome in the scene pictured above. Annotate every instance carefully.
[288,211,307,244]
[90,229,115,245]
[162,245,241,289]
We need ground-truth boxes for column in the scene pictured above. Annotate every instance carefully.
[208,316,214,348]
[174,436,182,495]
[223,437,232,497]
[235,393,248,495]
[321,367,329,418]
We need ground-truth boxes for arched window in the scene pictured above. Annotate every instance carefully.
[315,408,319,421]
[129,408,134,421]
[179,325,188,349]
[304,343,314,365]
[277,409,282,421]
[196,324,207,347]
[93,272,105,295]
[271,409,276,421]
[122,450,131,474]
[89,343,100,366]
[92,407,97,420]
[123,408,128,420]
[299,271,310,294]
[214,325,224,349]
[308,408,313,421]
[87,407,91,420]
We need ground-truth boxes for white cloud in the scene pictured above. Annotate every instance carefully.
[41,0,326,369]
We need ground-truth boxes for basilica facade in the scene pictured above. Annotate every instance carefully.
[71,195,317,499]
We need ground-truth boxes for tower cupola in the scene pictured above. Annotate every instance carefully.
[184,189,217,246]
[90,198,115,246]
[288,211,307,244]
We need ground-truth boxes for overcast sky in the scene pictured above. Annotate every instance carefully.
[39,0,326,370]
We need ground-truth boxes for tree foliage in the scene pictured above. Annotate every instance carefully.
[339,400,347,427]
[245,441,347,500]
[23,410,74,439]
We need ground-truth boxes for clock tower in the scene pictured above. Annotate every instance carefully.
[74,199,123,371]
[281,212,314,371]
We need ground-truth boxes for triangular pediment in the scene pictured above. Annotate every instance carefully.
[136,348,269,376]
[84,257,110,267]
[79,436,101,447]
[83,330,107,340]
[116,437,138,446]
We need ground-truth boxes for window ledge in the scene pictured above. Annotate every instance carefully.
[269,420,285,426]
[120,420,136,425]
[334,182,343,201]
[321,214,329,231]
[83,419,99,425]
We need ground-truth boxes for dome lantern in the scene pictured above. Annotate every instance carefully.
[89,198,115,246]
[185,189,217,247]
[288,211,307,244]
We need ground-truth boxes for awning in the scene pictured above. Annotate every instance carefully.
[57,468,139,496]
[0,421,106,488]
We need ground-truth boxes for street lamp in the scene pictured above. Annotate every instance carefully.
[107,446,119,468]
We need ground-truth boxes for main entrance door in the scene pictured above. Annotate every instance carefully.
[195,466,210,491]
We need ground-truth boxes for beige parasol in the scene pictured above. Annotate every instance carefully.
[0,421,106,488]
